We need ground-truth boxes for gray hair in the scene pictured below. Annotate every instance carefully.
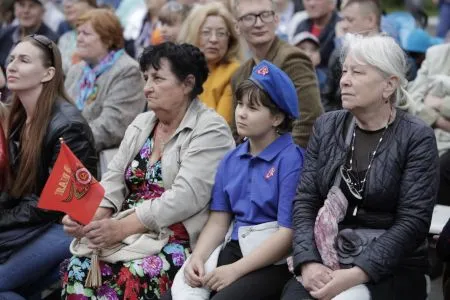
[340,34,413,110]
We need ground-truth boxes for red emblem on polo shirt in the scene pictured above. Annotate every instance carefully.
[265,167,276,179]
[257,66,269,76]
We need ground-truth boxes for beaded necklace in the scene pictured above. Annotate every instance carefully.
[342,110,393,204]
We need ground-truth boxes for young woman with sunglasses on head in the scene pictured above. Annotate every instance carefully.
[282,34,439,300]
[0,34,97,299]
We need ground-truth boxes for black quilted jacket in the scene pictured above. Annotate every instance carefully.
[292,109,439,282]
[2,99,98,229]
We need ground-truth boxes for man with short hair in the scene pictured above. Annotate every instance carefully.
[325,0,381,111]
[294,0,340,69]
[340,0,380,34]
[0,0,58,71]
[231,0,323,148]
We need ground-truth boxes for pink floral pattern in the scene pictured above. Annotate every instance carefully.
[142,256,163,277]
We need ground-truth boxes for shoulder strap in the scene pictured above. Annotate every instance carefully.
[332,116,355,187]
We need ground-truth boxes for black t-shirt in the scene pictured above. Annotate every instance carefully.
[341,125,386,224]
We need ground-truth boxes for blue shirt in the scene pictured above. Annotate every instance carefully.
[210,134,304,240]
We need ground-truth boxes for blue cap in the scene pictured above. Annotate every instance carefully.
[402,28,443,53]
[248,60,299,119]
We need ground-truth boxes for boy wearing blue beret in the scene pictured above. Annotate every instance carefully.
[182,60,304,299]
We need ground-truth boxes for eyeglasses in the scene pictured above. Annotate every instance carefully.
[340,165,363,200]
[165,1,184,12]
[63,0,84,4]
[238,10,275,27]
[200,29,230,40]
[30,34,55,65]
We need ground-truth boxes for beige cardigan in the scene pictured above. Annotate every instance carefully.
[408,43,450,155]
[65,53,146,152]
[99,99,234,250]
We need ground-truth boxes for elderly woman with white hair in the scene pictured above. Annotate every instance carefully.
[281,34,439,300]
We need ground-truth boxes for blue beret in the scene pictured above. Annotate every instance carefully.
[248,60,299,119]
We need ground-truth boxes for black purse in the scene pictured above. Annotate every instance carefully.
[336,228,385,268]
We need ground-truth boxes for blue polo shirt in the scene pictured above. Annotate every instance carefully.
[210,133,304,240]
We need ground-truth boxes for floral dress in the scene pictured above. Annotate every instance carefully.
[62,132,191,300]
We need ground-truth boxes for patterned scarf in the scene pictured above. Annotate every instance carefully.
[287,186,348,280]
[76,49,125,110]
[314,185,348,270]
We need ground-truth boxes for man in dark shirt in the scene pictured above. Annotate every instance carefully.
[294,0,339,69]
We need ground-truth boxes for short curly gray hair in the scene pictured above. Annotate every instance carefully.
[341,33,412,107]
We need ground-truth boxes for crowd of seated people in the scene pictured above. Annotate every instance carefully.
[0,0,449,299]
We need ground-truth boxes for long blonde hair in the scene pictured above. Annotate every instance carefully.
[178,2,243,63]
[7,35,72,198]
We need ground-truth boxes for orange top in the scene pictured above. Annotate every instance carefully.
[198,59,240,124]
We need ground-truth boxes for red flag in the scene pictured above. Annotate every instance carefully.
[38,140,104,225]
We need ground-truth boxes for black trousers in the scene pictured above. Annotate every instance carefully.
[438,150,450,205]
[280,278,313,300]
[443,263,450,300]
[162,240,291,300]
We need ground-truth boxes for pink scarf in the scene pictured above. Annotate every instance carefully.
[314,185,348,270]
[287,118,354,277]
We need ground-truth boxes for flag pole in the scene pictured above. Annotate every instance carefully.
[60,135,102,287]
[39,135,104,287]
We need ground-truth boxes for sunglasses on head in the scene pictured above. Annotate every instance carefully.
[29,34,55,65]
